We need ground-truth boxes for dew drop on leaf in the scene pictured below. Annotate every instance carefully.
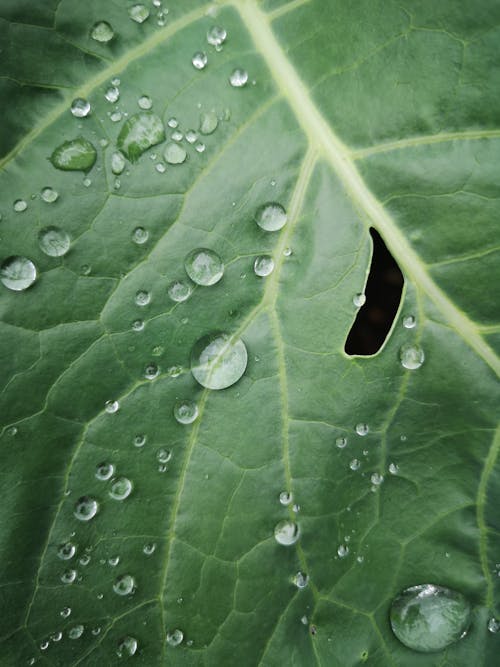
[192,51,208,70]
[50,137,97,171]
[293,571,309,589]
[254,255,275,277]
[129,4,150,23]
[105,400,120,413]
[138,95,152,110]
[68,624,84,639]
[156,448,172,464]
[105,86,120,103]
[390,584,472,653]
[191,332,248,390]
[109,477,133,500]
[91,21,114,43]
[108,555,120,567]
[488,617,500,633]
[60,607,71,618]
[144,362,159,380]
[185,130,198,144]
[274,520,300,546]
[57,542,76,560]
[117,636,138,657]
[70,98,91,118]
[174,399,199,425]
[255,203,287,231]
[349,459,360,471]
[95,462,115,481]
[166,629,184,647]
[355,423,369,436]
[400,344,425,370]
[113,574,136,596]
[207,25,227,46]
[184,248,224,286]
[403,315,416,329]
[74,496,99,521]
[337,544,349,558]
[110,110,122,123]
[279,491,293,506]
[168,279,193,302]
[353,293,366,307]
[336,437,347,449]
[164,142,187,165]
[132,226,149,244]
[132,319,144,332]
[388,462,399,475]
[134,434,146,447]
[229,68,248,87]
[38,227,70,257]
[167,117,178,128]
[371,472,384,486]
[61,569,77,584]
[143,542,156,556]
[13,199,27,212]
[199,111,218,135]
[0,256,37,291]
[111,151,126,175]
[135,290,151,306]
[117,113,165,162]
[41,186,58,203]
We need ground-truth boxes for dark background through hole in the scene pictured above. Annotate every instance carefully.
[344,228,404,356]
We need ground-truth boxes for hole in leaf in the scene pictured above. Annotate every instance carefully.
[344,228,404,355]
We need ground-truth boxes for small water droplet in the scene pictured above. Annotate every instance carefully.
[61,568,77,584]
[135,290,151,306]
[113,574,136,596]
[174,399,199,425]
[117,636,138,657]
[355,423,369,436]
[274,520,300,546]
[171,130,183,142]
[155,161,166,173]
[138,95,152,110]
[192,51,208,70]
[255,203,287,231]
[403,315,416,329]
[108,555,120,567]
[109,477,133,500]
[111,151,126,175]
[167,117,178,128]
[13,199,27,212]
[6,426,18,436]
[168,279,193,302]
[60,607,71,618]
[58,542,76,560]
[143,542,156,556]
[185,129,198,144]
[38,227,71,257]
[166,629,184,647]
[349,459,360,471]
[336,437,347,449]
[40,640,49,651]
[157,448,172,464]
[41,187,59,203]
[134,434,146,447]
[353,293,366,307]
[388,462,399,475]
[488,617,500,633]
[195,141,206,153]
[390,584,472,653]
[51,137,97,171]
[118,113,165,162]
[184,248,223,286]
[253,255,275,277]
[191,332,247,390]
[105,86,120,103]
[132,319,144,332]
[400,344,425,370]
[68,624,84,640]
[1,256,37,291]
[164,142,187,165]
[337,544,349,558]
[91,21,114,42]
[199,111,218,135]
[130,226,148,245]
[110,110,122,123]
[79,554,90,566]
[144,362,159,380]
[129,4,150,23]
[105,399,120,413]
[229,68,248,87]
[71,98,91,118]
[371,472,384,486]
[168,365,182,378]
[207,25,227,46]
[74,496,99,521]
[293,571,309,589]
[279,491,293,506]
[95,462,114,481]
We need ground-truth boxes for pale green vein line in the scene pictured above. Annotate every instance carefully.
[236,0,500,377]
[352,128,500,159]
[268,0,313,21]
[428,245,500,268]
[476,423,500,612]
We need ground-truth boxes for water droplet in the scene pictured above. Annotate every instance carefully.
[40,640,49,651]
[488,617,500,633]
[132,319,144,332]
[293,571,309,589]
[255,203,287,231]
[274,520,300,546]
[198,112,218,137]
[192,51,208,70]
[109,477,133,500]
[390,584,472,653]
[403,315,416,329]
[253,255,275,277]
[138,95,152,110]
[6,426,18,437]
[166,629,184,647]
[184,248,223,286]
[167,117,178,128]
[79,554,91,566]
[155,161,166,173]
[171,130,183,142]
[51,137,97,171]
[279,491,293,506]
[129,4,150,23]
[61,568,77,584]
[95,462,114,481]
[400,344,425,370]
[105,85,120,103]
[144,363,159,380]
[41,186,58,203]
[68,625,84,640]
[117,636,138,657]
[336,437,347,449]
[134,434,146,447]
[135,290,151,306]
[105,399,120,413]
[337,544,349,558]
[174,399,198,425]
[130,226,148,246]
[60,607,71,618]
[111,151,126,175]
[353,293,366,307]
[371,472,384,486]
[108,555,120,567]
[110,110,122,123]
[207,25,227,46]
[117,113,165,162]
[113,574,136,596]
[167,279,193,303]
[91,21,114,42]
[191,332,247,390]
[388,462,399,475]
[195,141,206,153]
[355,423,369,436]
[13,199,27,212]
[157,448,172,464]
[185,130,198,144]
[38,227,70,257]
[229,68,248,87]
[164,142,187,165]
[168,365,182,378]
[0,256,37,291]
[349,459,360,471]
[74,496,98,521]
[70,98,91,118]
[143,542,156,556]
[58,542,76,560]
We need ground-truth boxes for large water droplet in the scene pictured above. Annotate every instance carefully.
[105,85,120,103]
[355,423,369,436]
[113,574,136,596]
[400,344,425,370]
[138,95,152,110]
[164,142,187,165]
[336,437,347,449]
[135,290,151,306]
[191,332,247,390]
[91,21,114,42]
[74,496,99,521]
[174,400,198,425]
[229,68,248,87]
[253,255,275,277]
[131,227,149,245]
[199,111,218,135]
[109,477,133,500]
[353,293,366,307]
[274,520,300,546]
[117,636,138,657]
[371,472,384,486]
[57,542,76,560]
[279,491,293,506]
[38,227,70,257]
[61,568,77,584]
[390,584,472,653]
[0,256,37,291]
[129,4,150,23]
[68,625,84,639]
[117,113,165,162]
[184,248,223,286]
[95,462,115,481]
[167,279,193,302]
[166,629,184,647]
[255,203,287,231]
[70,98,91,118]
[111,151,126,175]
[207,25,227,46]
[50,137,97,171]
[13,199,27,212]
[192,51,208,70]
[41,186,59,203]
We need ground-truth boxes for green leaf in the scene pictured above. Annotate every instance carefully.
[0,1,499,665]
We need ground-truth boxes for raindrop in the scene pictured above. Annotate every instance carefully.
[336,437,347,449]
[132,319,144,332]
[111,151,126,175]
[171,130,183,142]
[108,556,120,567]
[488,617,500,633]
[129,4,150,23]
[400,344,425,370]
[113,574,136,596]
[353,293,366,307]
[105,399,120,413]
[198,112,217,137]
[41,187,59,203]
[207,25,227,46]
[279,491,293,506]
[105,86,120,103]
[166,629,184,647]
[117,113,165,162]
[110,111,122,123]
[390,584,472,653]
[117,636,138,657]
[184,248,223,286]
[38,227,70,257]
[174,399,198,425]
[50,137,97,171]
[40,641,49,651]
[79,554,90,566]
[155,162,166,173]
[60,607,72,618]
[13,199,27,212]
[195,141,206,153]
[185,130,198,144]
[68,625,84,640]
[156,448,172,464]
[388,462,399,475]
[283,247,292,257]
[293,571,309,589]
[135,290,151,306]
[143,542,156,556]
[164,142,187,165]
[0,256,37,291]
[138,95,152,110]
[70,98,91,118]
[57,542,76,560]
[61,569,77,584]
[144,363,159,380]
[349,459,360,471]
[168,365,182,378]
[403,315,416,329]
[274,520,300,546]
[95,462,114,481]
[253,255,275,277]
[132,226,149,244]
[255,203,287,231]
[91,21,114,42]
[167,117,178,128]
[371,472,384,486]
[168,279,193,302]
[192,52,208,70]
[109,477,133,500]
[134,434,146,447]
[337,544,349,558]
[229,68,248,87]
[191,332,247,390]
[74,496,99,521]
[355,423,369,436]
